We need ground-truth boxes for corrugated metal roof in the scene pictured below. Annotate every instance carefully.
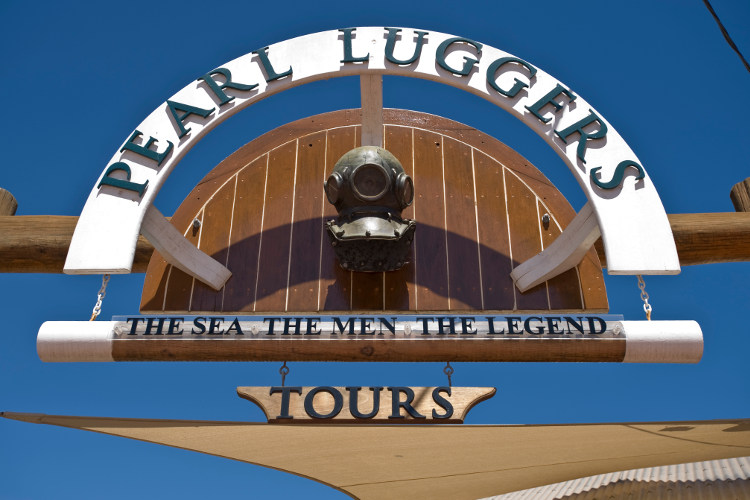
[484,456,750,499]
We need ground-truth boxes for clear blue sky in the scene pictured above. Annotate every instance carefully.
[1,1,748,498]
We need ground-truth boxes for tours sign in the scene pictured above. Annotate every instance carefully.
[237,386,496,424]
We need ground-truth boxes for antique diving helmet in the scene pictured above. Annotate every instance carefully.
[324,146,415,272]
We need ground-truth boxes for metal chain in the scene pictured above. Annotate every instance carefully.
[279,362,289,387]
[637,275,652,321]
[443,361,454,387]
[89,274,111,321]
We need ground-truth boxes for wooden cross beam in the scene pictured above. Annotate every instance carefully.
[2,213,749,274]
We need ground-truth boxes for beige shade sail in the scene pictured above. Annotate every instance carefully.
[3,412,748,499]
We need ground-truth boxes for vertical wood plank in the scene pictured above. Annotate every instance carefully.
[140,252,169,312]
[319,127,355,311]
[287,132,327,311]
[505,171,549,310]
[412,129,449,310]
[190,177,236,311]
[443,137,482,310]
[474,151,515,311]
[222,156,268,312]
[350,125,384,310]
[579,250,609,311]
[351,272,383,310]
[254,141,297,311]
[383,125,416,310]
[540,203,584,310]
[162,213,202,312]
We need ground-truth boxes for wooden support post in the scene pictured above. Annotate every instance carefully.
[0,188,18,216]
[511,202,600,292]
[595,213,750,268]
[730,177,750,212]
[0,216,154,273]
[140,206,231,290]
[360,75,383,147]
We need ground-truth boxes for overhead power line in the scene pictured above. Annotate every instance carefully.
[702,0,750,74]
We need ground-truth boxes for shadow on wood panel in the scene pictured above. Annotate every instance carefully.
[147,217,602,313]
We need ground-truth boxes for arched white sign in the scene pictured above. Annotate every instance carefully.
[64,27,679,277]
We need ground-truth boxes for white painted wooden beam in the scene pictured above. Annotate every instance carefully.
[38,321,115,362]
[621,320,703,363]
[360,74,383,147]
[511,202,601,292]
[141,206,231,290]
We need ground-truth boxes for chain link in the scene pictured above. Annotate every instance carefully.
[443,361,454,387]
[279,362,289,387]
[89,274,111,321]
[637,275,652,321]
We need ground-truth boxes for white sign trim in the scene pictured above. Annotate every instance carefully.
[64,27,679,276]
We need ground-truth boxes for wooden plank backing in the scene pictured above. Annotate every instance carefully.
[254,141,298,312]
[162,213,202,312]
[139,109,608,314]
[383,125,417,310]
[287,132,327,311]
[190,178,235,311]
[222,156,268,312]
[350,126,385,310]
[412,129,450,310]
[474,151,515,311]
[540,199,585,311]
[319,127,355,311]
[443,137,482,310]
[505,171,549,311]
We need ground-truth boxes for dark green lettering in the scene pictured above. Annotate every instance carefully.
[120,130,173,166]
[252,47,293,82]
[486,57,537,98]
[98,162,148,197]
[436,37,482,76]
[339,28,369,63]
[590,160,645,190]
[166,100,214,138]
[384,28,427,65]
[525,83,576,124]
[554,109,608,163]
[199,68,258,106]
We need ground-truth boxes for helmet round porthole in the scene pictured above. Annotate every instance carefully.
[325,172,344,204]
[351,163,390,201]
[396,173,414,208]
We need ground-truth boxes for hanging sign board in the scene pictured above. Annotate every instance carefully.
[37,315,703,363]
[237,386,496,424]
